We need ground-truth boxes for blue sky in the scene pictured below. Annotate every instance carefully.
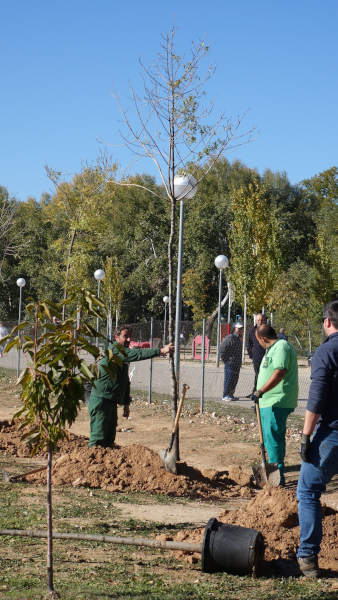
[1,0,337,201]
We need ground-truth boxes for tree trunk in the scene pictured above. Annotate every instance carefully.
[206,291,229,340]
[168,198,179,459]
[47,446,57,598]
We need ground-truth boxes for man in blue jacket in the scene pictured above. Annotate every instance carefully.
[279,300,338,578]
[247,313,267,393]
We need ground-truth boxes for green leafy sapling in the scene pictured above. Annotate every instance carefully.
[0,286,122,599]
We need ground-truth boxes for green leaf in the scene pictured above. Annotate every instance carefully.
[79,360,94,382]
[22,341,34,351]
[11,322,30,335]
[0,335,11,345]
[17,367,29,385]
[4,339,19,353]
[13,406,26,419]
[101,363,118,383]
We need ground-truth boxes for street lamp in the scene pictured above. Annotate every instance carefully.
[16,278,26,377]
[163,296,169,346]
[173,174,198,386]
[215,255,229,368]
[94,269,105,347]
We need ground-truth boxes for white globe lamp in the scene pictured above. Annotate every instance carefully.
[173,174,198,200]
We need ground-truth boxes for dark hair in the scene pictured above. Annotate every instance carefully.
[324,300,338,329]
[257,324,277,340]
[114,324,132,337]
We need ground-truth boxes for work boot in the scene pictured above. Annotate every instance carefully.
[277,555,320,578]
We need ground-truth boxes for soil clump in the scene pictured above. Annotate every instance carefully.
[0,420,254,500]
[171,485,338,573]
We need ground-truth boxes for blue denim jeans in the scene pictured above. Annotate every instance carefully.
[297,427,338,558]
[223,362,232,397]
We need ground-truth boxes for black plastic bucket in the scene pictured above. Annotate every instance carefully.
[202,518,264,575]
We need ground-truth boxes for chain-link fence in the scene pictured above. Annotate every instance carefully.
[0,318,323,415]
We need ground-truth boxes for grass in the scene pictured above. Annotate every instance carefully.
[0,472,338,600]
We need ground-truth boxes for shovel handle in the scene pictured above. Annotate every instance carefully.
[6,465,48,481]
[256,399,267,470]
[168,384,189,452]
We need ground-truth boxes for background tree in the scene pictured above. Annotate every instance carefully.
[101,256,124,337]
[227,181,284,313]
[266,261,322,352]
[45,155,116,317]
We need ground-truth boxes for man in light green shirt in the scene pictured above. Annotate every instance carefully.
[252,324,298,485]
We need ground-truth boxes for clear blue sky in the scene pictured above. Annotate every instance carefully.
[1,0,337,201]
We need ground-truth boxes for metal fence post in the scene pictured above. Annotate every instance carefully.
[200,318,206,414]
[242,294,247,365]
[227,283,231,334]
[148,317,153,404]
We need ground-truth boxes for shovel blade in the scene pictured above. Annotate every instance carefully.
[2,469,11,482]
[159,449,177,475]
[252,463,280,488]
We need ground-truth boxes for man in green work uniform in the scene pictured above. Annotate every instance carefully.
[89,324,174,448]
[251,324,298,485]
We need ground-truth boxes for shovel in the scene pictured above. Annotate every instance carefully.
[3,465,47,483]
[251,399,280,488]
[159,383,189,474]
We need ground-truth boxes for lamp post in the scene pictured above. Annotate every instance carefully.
[173,174,198,388]
[94,269,105,347]
[214,255,229,367]
[163,296,169,346]
[16,278,26,377]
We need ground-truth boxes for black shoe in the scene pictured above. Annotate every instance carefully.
[277,555,320,578]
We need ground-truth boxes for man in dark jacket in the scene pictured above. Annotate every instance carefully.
[247,313,267,393]
[89,324,174,448]
[219,322,243,401]
[278,300,338,578]
[277,328,288,341]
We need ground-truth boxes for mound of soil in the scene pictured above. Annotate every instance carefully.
[172,485,338,572]
[0,420,253,500]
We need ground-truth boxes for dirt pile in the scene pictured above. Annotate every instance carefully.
[172,485,338,572]
[0,420,253,500]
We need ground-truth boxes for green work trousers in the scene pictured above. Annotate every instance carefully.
[260,406,294,485]
[88,396,118,449]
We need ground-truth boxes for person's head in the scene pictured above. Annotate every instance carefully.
[114,324,132,347]
[256,324,277,349]
[255,313,267,327]
[0,321,3,327]
[234,322,244,338]
[323,300,338,335]
[53,316,59,324]
[280,328,285,334]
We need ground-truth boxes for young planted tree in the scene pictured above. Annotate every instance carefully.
[0,288,121,598]
[104,23,255,457]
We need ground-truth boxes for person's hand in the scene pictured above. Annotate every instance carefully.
[160,343,174,355]
[123,405,130,419]
[251,390,263,403]
[300,434,311,462]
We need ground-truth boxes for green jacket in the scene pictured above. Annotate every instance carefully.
[90,342,161,405]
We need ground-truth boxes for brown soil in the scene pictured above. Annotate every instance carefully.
[0,420,254,500]
[171,485,338,573]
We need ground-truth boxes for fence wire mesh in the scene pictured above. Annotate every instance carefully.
[0,318,323,415]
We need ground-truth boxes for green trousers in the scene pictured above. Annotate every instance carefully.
[88,396,118,449]
[260,406,294,484]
